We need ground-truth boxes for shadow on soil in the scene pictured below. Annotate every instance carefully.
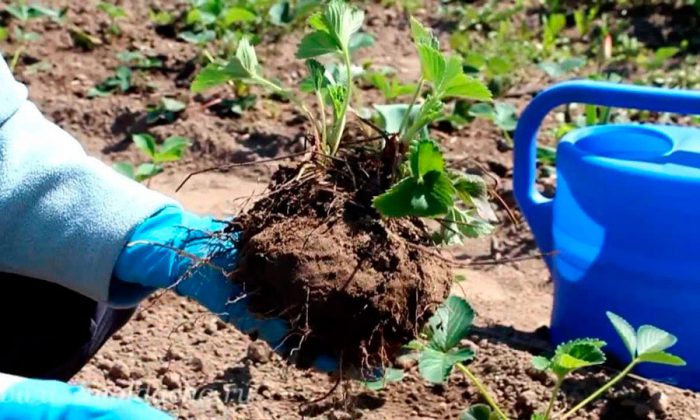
[194,365,252,405]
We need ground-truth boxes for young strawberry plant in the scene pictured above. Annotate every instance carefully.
[393,296,686,420]
[97,2,128,37]
[2,1,64,70]
[114,133,191,184]
[188,0,495,370]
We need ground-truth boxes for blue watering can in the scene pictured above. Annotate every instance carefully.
[514,80,700,390]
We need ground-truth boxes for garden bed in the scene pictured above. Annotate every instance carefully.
[4,0,700,418]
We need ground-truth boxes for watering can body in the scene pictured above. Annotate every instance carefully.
[514,81,700,390]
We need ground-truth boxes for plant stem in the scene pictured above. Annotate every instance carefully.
[560,360,638,419]
[10,45,24,72]
[330,50,353,156]
[254,76,321,146]
[456,363,509,420]
[315,88,327,152]
[397,77,425,142]
[543,375,563,420]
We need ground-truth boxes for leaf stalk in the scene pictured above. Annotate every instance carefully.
[456,362,510,420]
[560,360,638,419]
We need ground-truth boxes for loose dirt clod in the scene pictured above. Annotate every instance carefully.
[229,152,452,370]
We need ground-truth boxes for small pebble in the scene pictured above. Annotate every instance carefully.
[190,357,205,372]
[247,342,271,364]
[162,372,181,390]
[650,391,669,413]
[108,361,131,381]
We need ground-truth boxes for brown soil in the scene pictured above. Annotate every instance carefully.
[231,155,452,370]
[3,0,700,419]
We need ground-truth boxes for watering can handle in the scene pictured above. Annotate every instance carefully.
[514,80,700,259]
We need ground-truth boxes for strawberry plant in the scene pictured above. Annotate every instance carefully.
[192,4,493,245]
[146,98,187,125]
[114,133,191,184]
[97,2,128,37]
[389,296,686,419]
[184,0,495,375]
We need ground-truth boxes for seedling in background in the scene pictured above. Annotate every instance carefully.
[542,13,565,56]
[89,51,165,97]
[116,50,164,70]
[97,2,128,37]
[363,70,418,100]
[469,101,518,145]
[386,296,686,420]
[88,66,132,97]
[268,0,321,26]
[3,1,64,70]
[179,0,257,45]
[146,98,187,125]
[113,133,191,184]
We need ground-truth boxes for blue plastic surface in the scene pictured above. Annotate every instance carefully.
[513,80,700,390]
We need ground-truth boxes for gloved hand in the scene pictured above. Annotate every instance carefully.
[0,375,171,419]
[113,206,289,347]
[113,206,337,371]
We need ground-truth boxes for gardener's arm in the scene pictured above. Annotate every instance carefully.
[0,56,176,304]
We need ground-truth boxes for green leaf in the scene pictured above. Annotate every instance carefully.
[161,97,186,112]
[362,367,405,391]
[551,338,606,377]
[453,174,488,199]
[348,32,374,54]
[531,356,551,371]
[460,404,499,420]
[441,74,492,101]
[418,347,474,384]
[305,59,328,92]
[539,57,587,78]
[322,0,364,51]
[307,11,328,32]
[637,351,686,366]
[606,311,637,360]
[155,136,190,163]
[409,16,437,48]
[417,44,445,84]
[531,414,546,420]
[132,133,157,159]
[427,296,474,351]
[178,30,216,44]
[269,2,292,26]
[438,207,493,245]
[191,64,234,92]
[373,172,455,218]
[410,139,444,178]
[636,325,677,356]
[297,31,340,58]
[112,162,135,179]
[235,37,260,77]
[149,9,174,25]
[374,103,413,134]
[98,2,128,19]
[327,84,348,118]
[0,27,7,42]
[135,163,163,182]
[222,7,257,26]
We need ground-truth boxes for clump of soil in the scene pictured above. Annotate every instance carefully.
[229,148,452,370]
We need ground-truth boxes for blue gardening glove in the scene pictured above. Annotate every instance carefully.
[114,206,337,371]
[0,376,171,419]
[113,206,289,346]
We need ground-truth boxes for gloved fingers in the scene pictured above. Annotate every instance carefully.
[0,379,172,420]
